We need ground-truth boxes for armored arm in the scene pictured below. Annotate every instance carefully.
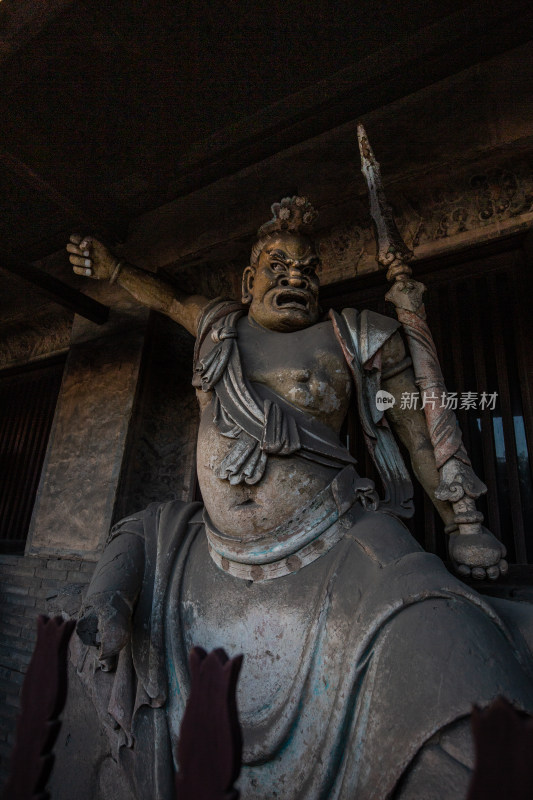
[381,333,455,529]
[381,333,507,579]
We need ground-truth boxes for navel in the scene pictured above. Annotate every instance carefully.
[294,369,311,383]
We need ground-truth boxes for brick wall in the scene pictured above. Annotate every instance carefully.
[0,553,95,788]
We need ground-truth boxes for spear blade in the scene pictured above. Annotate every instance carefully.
[357,124,413,279]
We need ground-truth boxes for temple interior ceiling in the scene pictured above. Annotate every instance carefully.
[0,0,532,327]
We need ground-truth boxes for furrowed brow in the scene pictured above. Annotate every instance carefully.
[292,256,320,270]
[268,249,290,263]
[268,249,319,268]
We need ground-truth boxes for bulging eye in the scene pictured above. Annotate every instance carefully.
[271,261,285,272]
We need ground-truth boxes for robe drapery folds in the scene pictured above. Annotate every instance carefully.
[100,501,533,800]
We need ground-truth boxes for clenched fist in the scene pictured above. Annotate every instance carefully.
[67,234,120,282]
[449,527,508,581]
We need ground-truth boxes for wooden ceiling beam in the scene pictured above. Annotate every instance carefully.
[0,0,76,68]
[0,255,109,325]
[151,0,533,204]
[0,147,126,243]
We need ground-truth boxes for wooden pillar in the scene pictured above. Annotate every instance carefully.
[26,298,150,560]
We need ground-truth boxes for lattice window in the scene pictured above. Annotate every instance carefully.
[0,356,65,554]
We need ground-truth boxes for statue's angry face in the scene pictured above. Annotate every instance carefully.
[242,232,320,332]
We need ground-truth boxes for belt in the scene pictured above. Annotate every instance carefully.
[204,465,378,582]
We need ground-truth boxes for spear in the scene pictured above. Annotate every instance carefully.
[357,124,506,580]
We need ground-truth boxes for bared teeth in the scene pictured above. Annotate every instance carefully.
[276,292,308,308]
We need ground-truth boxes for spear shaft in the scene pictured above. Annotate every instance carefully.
[357,124,492,571]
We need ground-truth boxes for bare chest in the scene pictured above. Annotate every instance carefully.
[194,316,350,537]
[236,318,352,431]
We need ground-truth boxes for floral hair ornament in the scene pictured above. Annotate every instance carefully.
[257,196,318,238]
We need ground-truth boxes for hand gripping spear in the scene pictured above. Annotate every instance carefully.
[357,124,507,580]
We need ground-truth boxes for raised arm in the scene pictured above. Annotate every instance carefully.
[67,235,210,337]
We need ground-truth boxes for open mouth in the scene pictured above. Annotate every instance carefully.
[274,290,310,311]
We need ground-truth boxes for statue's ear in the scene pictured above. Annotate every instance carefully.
[241,266,255,305]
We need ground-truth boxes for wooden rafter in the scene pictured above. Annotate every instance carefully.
[157,0,533,203]
[1,254,109,325]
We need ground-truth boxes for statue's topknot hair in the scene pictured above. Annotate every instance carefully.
[257,196,318,238]
[249,196,319,267]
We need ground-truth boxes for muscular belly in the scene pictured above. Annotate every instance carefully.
[196,400,339,538]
